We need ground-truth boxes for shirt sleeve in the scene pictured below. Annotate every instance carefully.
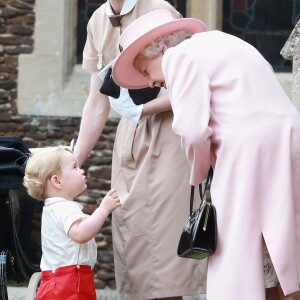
[82,13,99,73]
[163,48,213,185]
[54,201,87,235]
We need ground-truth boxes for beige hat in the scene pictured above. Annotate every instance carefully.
[112,9,207,89]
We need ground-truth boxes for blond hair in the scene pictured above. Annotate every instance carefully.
[23,145,72,201]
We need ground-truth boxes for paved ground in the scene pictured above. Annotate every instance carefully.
[7,286,206,300]
[7,286,119,300]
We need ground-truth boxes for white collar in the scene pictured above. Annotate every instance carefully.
[44,197,83,209]
[106,0,137,16]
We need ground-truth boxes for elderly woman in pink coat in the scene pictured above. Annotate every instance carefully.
[112,9,300,300]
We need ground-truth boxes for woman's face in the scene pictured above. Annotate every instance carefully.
[134,54,166,88]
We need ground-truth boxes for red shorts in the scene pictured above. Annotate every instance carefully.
[35,265,96,300]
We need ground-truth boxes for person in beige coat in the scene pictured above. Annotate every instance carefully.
[74,1,207,299]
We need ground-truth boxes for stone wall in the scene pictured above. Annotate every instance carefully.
[0,0,118,289]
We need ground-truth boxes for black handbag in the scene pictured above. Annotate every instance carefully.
[99,66,121,98]
[177,166,217,260]
[128,87,161,105]
[99,67,160,105]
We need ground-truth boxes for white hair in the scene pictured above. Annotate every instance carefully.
[138,30,194,58]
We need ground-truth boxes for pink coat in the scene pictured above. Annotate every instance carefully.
[164,30,300,300]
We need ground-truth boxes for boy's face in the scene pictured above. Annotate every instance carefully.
[58,150,87,200]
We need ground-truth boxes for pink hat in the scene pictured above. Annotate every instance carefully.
[112,9,207,89]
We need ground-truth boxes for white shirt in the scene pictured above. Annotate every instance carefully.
[106,0,137,16]
[40,197,97,271]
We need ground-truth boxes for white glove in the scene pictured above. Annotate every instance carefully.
[109,88,144,123]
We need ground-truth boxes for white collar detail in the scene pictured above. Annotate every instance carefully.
[106,0,137,16]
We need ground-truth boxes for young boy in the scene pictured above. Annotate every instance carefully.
[23,145,120,299]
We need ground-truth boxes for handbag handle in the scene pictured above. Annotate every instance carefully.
[189,166,214,214]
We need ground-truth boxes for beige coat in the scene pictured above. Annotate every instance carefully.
[83,1,207,299]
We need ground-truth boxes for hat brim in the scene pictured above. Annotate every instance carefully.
[112,18,207,89]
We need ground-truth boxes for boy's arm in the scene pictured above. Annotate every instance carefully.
[68,189,120,243]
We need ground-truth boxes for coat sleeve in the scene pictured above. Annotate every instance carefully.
[82,11,100,73]
[163,49,212,185]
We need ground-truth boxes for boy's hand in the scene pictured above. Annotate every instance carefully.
[100,189,121,214]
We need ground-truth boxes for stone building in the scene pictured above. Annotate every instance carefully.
[0,0,299,290]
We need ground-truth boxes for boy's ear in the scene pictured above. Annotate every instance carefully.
[50,174,62,189]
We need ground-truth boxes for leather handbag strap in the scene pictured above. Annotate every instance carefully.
[190,166,214,214]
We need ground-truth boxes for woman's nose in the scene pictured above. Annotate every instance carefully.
[149,79,155,88]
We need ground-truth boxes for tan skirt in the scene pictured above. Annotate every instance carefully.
[111,111,207,300]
